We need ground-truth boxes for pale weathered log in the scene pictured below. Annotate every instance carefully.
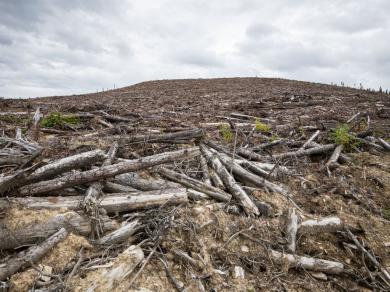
[377,138,390,151]
[199,155,212,185]
[104,181,138,193]
[236,147,264,161]
[0,189,189,213]
[82,143,118,214]
[213,150,292,198]
[209,169,226,190]
[251,139,285,151]
[18,147,199,196]
[0,212,117,250]
[0,155,27,166]
[0,228,68,281]
[115,172,179,191]
[0,167,31,194]
[24,149,106,185]
[31,107,41,141]
[270,250,344,274]
[326,144,344,166]
[158,167,231,202]
[82,245,144,291]
[94,220,140,245]
[299,130,320,151]
[199,122,254,129]
[285,208,298,253]
[272,144,336,160]
[230,112,276,123]
[299,217,343,235]
[200,144,259,216]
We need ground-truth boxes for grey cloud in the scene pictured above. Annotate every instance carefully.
[0,0,389,98]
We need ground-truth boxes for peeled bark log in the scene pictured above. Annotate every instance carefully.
[200,144,259,216]
[236,147,264,161]
[299,130,320,151]
[0,212,117,250]
[299,217,343,235]
[285,208,298,253]
[209,169,226,190]
[1,189,188,213]
[94,220,140,245]
[18,147,199,196]
[158,167,231,202]
[81,245,144,291]
[0,228,68,280]
[270,250,344,274]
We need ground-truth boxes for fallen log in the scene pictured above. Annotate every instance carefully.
[0,228,68,281]
[18,147,199,196]
[200,155,212,185]
[115,172,179,191]
[209,169,226,190]
[213,150,292,198]
[270,250,344,274]
[158,167,231,202]
[299,217,343,235]
[326,145,344,166]
[104,181,138,193]
[94,220,140,245]
[0,189,189,213]
[24,149,106,185]
[78,245,144,291]
[377,138,390,151]
[299,130,320,151]
[285,208,298,253]
[236,147,265,161]
[82,143,118,215]
[0,212,117,250]
[200,144,259,216]
[272,144,336,160]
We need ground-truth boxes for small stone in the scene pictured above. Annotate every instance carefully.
[241,245,249,253]
[234,266,245,279]
[311,272,327,281]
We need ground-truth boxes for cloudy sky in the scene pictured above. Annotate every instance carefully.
[0,0,389,98]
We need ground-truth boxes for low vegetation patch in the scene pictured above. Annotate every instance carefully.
[218,124,233,142]
[255,119,271,133]
[40,112,79,128]
[329,124,360,151]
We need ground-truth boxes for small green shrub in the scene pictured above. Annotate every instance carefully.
[269,134,280,142]
[383,208,390,221]
[219,124,233,142]
[255,119,271,133]
[40,112,79,128]
[329,124,360,151]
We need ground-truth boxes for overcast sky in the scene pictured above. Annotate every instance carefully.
[0,0,389,98]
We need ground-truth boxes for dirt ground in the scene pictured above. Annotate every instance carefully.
[1,78,389,291]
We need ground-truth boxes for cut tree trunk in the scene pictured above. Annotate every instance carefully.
[18,147,199,196]
[0,228,68,281]
[270,250,344,274]
[0,212,117,250]
[299,217,343,235]
[158,167,231,202]
[200,144,259,216]
[0,189,189,213]
[94,220,140,245]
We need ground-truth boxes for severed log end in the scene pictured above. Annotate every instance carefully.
[299,217,343,235]
[270,250,344,274]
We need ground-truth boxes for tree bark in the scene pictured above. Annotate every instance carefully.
[115,172,179,191]
[0,228,68,281]
[103,181,138,193]
[199,155,212,185]
[200,144,259,216]
[158,167,231,202]
[0,212,117,250]
[18,147,199,196]
[1,189,189,213]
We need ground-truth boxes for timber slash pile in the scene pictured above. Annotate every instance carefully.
[0,78,390,291]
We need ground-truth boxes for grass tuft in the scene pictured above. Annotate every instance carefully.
[219,124,233,142]
[255,119,271,133]
[40,112,79,128]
